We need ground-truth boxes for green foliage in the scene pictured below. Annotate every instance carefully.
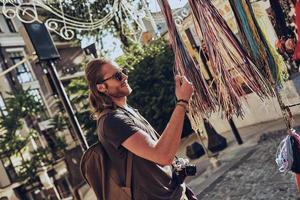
[5,88,44,117]
[0,130,36,159]
[0,88,52,184]
[53,136,68,153]
[18,147,52,185]
[0,88,43,158]
[0,88,44,134]
[64,76,97,145]
[116,42,145,69]
[49,113,68,132]
[117,39,192,135]
[47,105,69,157]
[44,129,67,159]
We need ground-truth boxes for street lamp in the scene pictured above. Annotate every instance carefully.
[23,22,89,151]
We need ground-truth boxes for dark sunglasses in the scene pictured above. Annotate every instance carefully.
[97,68,128,84]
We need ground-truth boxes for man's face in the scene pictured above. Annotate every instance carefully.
[99,62,132,98]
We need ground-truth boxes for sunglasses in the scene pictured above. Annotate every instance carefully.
[97,68,128,84]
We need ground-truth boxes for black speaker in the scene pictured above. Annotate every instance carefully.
[204,119,228,153]
[186,142,205,159]
[83,43,97,58]
[23,22,60,61]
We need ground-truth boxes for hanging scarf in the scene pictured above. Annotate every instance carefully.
[187,0,274,118]
[269,0,294,37]
[228,0,282,86]
[293,0,300,60]
[157,0,217,129]
[251,2,288,84]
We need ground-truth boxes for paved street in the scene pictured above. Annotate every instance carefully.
[84,117,300,200]
[196,129,299,200]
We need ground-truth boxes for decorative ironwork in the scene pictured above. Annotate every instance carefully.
[1,0,149,41]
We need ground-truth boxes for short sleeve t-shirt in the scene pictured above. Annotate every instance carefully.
[98,107,184,200]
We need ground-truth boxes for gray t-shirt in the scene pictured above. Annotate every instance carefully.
[98,107,184,200]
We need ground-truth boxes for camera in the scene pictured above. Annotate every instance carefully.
[172,158,197,184]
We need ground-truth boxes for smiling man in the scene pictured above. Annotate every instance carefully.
[85,58,195,200]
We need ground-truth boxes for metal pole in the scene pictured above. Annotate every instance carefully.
[200,48,243,145]
[228,118,243,145]
[195,130,210,157]
[47,60,88,151]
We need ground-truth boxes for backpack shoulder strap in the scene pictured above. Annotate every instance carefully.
[126,152,133,188]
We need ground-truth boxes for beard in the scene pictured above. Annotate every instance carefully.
[108,84,132,98]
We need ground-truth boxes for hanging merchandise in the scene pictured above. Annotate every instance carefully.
[294,0,300,61]
[269,0,299,73]
[227,2,298,153]
[269,0,295,38]
[187,0,274,118]
[227,0,300,189]
[157,0,217,128]
[251,2,289,84]
[203,118,227,153]
[276,128,300,192]
[225,0,300,164]
[257,0,300,190]
[228,0,283,85]
[278,0,297,35]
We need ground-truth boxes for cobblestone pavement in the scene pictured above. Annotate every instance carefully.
[197,129,300,200]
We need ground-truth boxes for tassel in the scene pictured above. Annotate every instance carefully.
[251,3,288,84]
[228,0,281,85]
[188,0,274,118]
[157,0,217,119]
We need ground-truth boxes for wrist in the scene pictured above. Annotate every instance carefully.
[176,99,189,104]
[176,102,188,111]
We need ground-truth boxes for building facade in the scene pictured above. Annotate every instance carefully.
[0,5,86,200]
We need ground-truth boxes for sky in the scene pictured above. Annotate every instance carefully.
[148,0,188,12]
[81,0,188,60]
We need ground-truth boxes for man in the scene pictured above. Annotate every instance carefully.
[85,58,195,200]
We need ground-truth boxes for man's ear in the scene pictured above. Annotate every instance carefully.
[96,83,107,93]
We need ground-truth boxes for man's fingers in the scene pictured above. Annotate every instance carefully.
[182,76,192,85]
[175,75,181,87]
[176,75,193,87]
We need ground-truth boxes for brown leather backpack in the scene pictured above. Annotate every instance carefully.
[80,110,133,200]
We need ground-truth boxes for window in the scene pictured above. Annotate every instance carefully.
[1,157,18,182]
[29,89,48,120]
[4,17,16,33]
[9,52,34,83]
[0,93,7,116]
[29,89,43,105]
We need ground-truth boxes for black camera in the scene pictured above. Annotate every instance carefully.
[172,158,197,184]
